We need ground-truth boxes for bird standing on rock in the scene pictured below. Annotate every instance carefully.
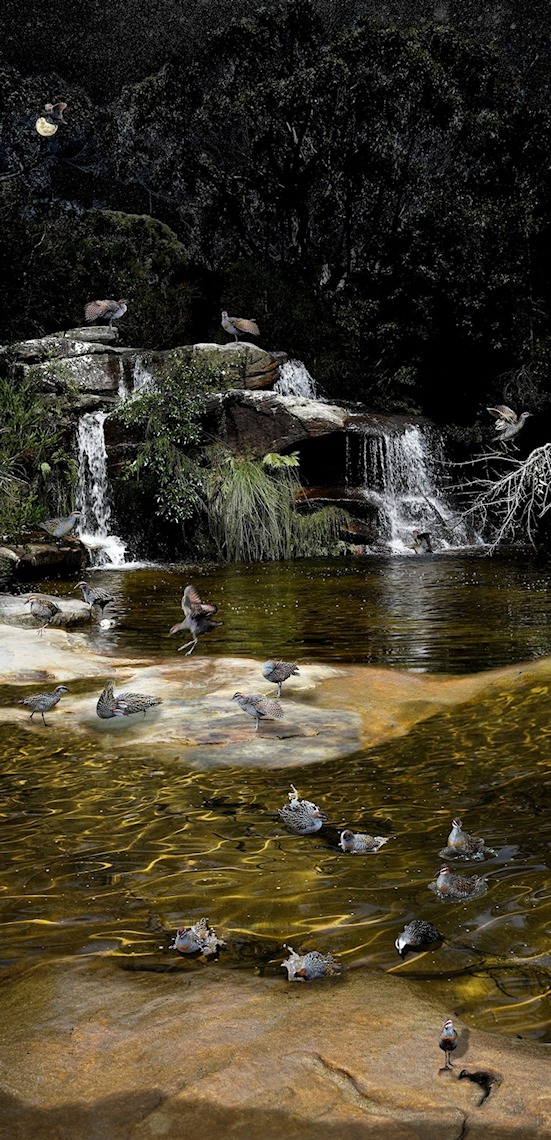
[439,1018,459,1070]
[24,595,61,634]
[487,405,531,444]
[75,581,114,613]
[262,660,300,698]
[232,692,283,732]
[18,685,69,726]
[395,919,442,958]
[168,584,223,655]
[39,510,81,541]
[278,784,326,834]
[221,311,260,343]
[84,299,128,328]
[96,679,162,719]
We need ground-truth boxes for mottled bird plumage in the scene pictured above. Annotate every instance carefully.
[439,1018,459,1068]
[430,865,488,900]
[439,817,487,860]
[168,584,223,654]
[281,945,341,981]
[76,581,114,612]
[221,310,260,342]
[84,299,128,327]
[232,692,283,730]
[172,917,225,957]
[25,594,61,634]
[339,828,389,854]
[18,685,69,726]
[395,919,442,957]
[39,510,81,539]
[487,405,531,442]
[96,679,162,720]
[262,659,300,698]
[278,784,326,833]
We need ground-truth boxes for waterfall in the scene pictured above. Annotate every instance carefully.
[345,424,479,553]
[275,359,317,398]
[76,412,127,566]
[118,356,156,402]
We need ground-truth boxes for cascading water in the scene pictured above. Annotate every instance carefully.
[345,424,479,553]
[76,412,127,566]
[274,359,317,398]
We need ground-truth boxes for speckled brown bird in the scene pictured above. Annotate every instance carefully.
[221,311,260,342]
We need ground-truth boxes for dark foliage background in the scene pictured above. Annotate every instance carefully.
[1,0,551,440]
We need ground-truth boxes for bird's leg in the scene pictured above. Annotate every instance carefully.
[177,638,196,653]
[29,711,35,722]
[185,639,198,656]
[37,625,44,636]
[41,712,50,727]
[277,682,282,698]
[254,718,259,731]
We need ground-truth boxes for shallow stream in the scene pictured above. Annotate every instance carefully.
[2,554,551,1040]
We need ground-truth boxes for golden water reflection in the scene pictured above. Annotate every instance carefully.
[2,662,551,1039]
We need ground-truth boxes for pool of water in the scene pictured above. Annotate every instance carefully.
[3,554,551,1040]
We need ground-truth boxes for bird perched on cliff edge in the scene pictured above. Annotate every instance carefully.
[18,685,69,726]
[75,581,114,614]
[262,660,300,698]
[221,310,260,342]
[439,1018,459,1070]
[487,405,531,444]
[39,510,81,541]
[168,584,223,655]
[24,595,61,634]
[96,679,162,719]
[84,299,128,328]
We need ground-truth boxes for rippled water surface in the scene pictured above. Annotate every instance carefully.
[3,554,551,1040]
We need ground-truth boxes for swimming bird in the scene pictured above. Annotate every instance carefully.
[439,817,489,860]
[429,865,488,901]
[75,581,114,613]
[395,919,442,958]
[171,918,225,957]
[439,1018,458,1070]
[281,945,341,981]
[168,584,223,655]
[18,685,69,727]
[96,679,162,719]
[262,660,300,698]
[278,784,326,834]
[232,692,283,731]
[39,510,81,540]
[84,299,128,328]
[221,311,260,343]
[24,595,61,634]
[487,405,531,444]
[339,829,389,854]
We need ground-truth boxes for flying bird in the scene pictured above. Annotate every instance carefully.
[168,584,223,655]
[84,299,128,328]
[487,405,531,444]
[44,101,67,124]
[221,310,260,343]
[18,685,69,727]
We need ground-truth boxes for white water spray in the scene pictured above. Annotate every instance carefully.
[275,359,317,398]
[346,424,478,552]
[76,412,127,567]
